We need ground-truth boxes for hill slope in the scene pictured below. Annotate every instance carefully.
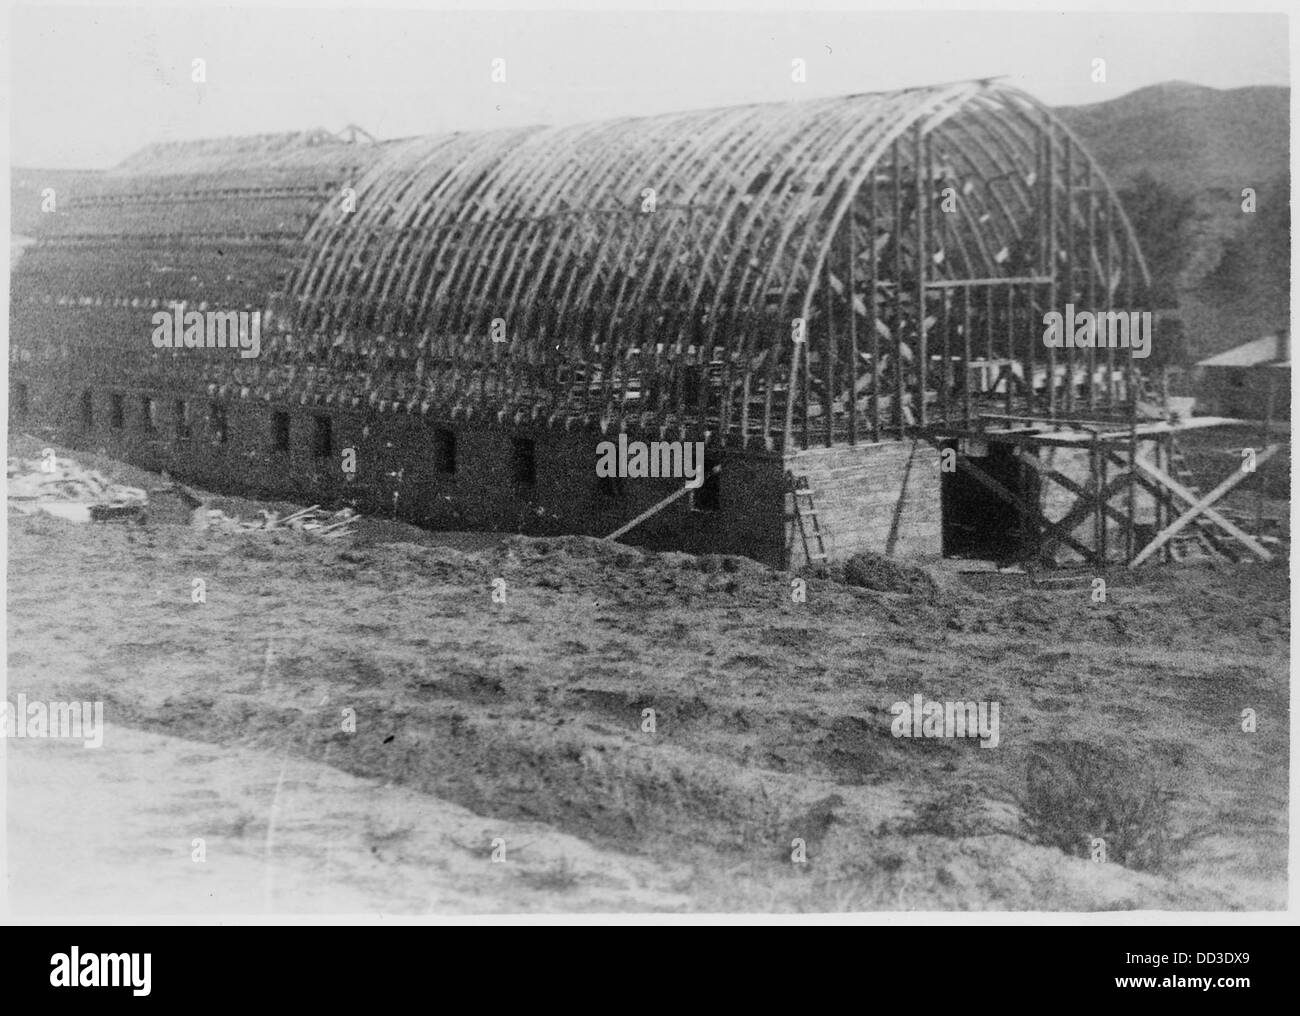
[1058,82,1290,361]
[1057,81,1289,193]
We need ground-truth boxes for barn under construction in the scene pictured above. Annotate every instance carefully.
[10,79,1277,569]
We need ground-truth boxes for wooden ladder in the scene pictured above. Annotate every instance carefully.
[788,472,829,567]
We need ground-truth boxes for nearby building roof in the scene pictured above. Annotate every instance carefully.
[1196,336,1290,368]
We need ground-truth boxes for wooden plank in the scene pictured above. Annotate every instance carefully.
[1128,447,1279,565]
[604,464,722,541]
[1014,448,1134,530]
[1041,472,1132,558]
[925,276,1052,288]
[951,452,1094,562]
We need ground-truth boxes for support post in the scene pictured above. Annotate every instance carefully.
[823,250,835,446]
[963,285,973,425]
[941,288,951,423]
[1092,436,1104,564]
[892,137,905,437]
[868,168,880,443]
[1124,248,1137,563]
[1085,161,1097,410]
[847,202,859,447]
[1005,286,1014,419]
[1063,136,1074,415]
[1043,116,1057,423]
[915,121,928,428]
[1257,371,1274,532]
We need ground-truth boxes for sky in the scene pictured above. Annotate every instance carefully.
[6,6,1291,169]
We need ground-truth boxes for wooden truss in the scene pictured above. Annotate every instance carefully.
[931,426,1283,568]
[1127,445,1280,566]
[276,80,1150,449]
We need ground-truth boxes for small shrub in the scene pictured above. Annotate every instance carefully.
[1019,740,1181,873]
[905,783,988,838]
[516,857,580,892]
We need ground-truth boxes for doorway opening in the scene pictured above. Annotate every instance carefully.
[940,440,1039,561]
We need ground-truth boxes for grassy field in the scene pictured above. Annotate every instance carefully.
[5,439,1289,912]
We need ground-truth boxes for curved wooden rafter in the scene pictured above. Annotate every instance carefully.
[16,80,1152,451]
[283,82,1148,445]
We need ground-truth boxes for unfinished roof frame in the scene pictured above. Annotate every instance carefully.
[281,79,1152,450]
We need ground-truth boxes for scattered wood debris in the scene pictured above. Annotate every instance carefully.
[7,455,147,522]
[199,504,359,538]
[8,454,359,538]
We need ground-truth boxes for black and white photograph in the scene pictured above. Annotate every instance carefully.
[2,2,1293,932]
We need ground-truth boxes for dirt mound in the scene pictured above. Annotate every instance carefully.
[839,552,941,600]
[496,534,647,566]
[690,552,773,576]
[491,535,776,579]
[480,534,783,609]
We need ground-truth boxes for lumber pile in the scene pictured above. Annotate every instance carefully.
[199,504,359,538]
[7,455,360,538]
[7,455,148,522]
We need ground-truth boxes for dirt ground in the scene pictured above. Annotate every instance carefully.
[7,723,690,914]
[4,439,1290,913]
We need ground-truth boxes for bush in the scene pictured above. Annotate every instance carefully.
[1019,740,1181,873]
[905,783,988,838]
